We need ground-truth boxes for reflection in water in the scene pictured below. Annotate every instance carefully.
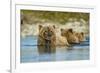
[20,36,89,63]
[38,45,56,54]
[37,45,56,62]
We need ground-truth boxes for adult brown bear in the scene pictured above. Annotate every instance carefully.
[37,25,56,53]
[60,28,80,44]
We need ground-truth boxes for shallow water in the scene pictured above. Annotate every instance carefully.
[20,36,89,63]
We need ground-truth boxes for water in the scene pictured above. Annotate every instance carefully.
[20,36,89,63]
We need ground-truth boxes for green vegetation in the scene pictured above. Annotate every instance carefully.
[21,10,89,24]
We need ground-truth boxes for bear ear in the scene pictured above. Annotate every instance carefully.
[53,25,55,29]
[61,28,64,32]
[68,28,73,33]
[81,32,84,36]
[39,25,42,30]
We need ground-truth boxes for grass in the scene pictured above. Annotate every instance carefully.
[21,10,89,24]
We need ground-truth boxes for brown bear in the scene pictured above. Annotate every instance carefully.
[56,35,70,46]
[37,25,56,50]
[75,32,85,42]
[60,28,80,44]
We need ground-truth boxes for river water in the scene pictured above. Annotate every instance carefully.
[20,36,89,63]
